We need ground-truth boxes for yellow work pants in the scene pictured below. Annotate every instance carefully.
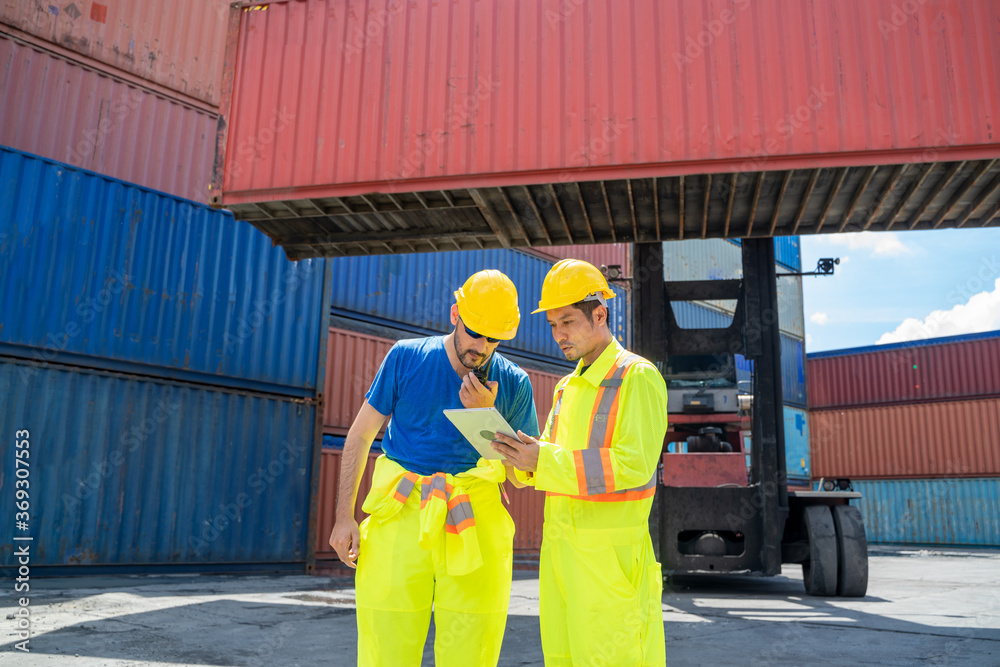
[355,465,515,667]
[539,521,665,666]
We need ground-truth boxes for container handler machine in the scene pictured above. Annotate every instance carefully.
[632,240,868,597]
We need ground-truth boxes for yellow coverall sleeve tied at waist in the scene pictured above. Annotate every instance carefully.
[361,455,505,577]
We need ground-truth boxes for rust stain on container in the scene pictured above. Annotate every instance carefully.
[1,0,229,105]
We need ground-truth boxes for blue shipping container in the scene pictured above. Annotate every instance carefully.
[329,250,629,363]
[671,301,807,407]
[0,146,329,397]
[851,478,1000,547]
[784,406,811,481]
[727,236,802,272]
[0,358,316,569]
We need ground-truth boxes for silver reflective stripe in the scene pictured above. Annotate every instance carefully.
[446,500,474,527]
[587,357,635,448]
[579,448,608,495]
[395,476,416,499]
[421,474,448,502]
[613,471,657,495]
[550,387,564,440]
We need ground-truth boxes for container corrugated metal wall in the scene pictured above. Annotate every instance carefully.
[671,301,807,407]
[810,398,1000,479]
[808,331,1000,410]
[329,250,630,363]
[727,237,801,272]
[0,359,316,568]
[0,146,327,396]
[0,34,218,204]
[852,478,1000,547]
[324,328,395,433]
[324,326,564,434]
[662,239,805,339]
[219,0,1000,201]
[0,1,229,106]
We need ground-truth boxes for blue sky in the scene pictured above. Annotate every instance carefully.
[801,228,1000,353]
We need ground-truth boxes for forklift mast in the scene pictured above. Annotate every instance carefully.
[634,239,788,577]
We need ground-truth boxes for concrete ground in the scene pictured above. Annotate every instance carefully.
[2,546,998,666]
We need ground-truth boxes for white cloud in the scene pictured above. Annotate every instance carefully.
[877,277,1000,344]
[839,255,850,264]
[810,312,829,325]
[806,333,815,347]
[825,231,912,257]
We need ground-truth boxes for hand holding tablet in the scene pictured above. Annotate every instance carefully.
[443,407,522,461]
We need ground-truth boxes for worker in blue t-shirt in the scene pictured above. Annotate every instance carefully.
[329,269,539,667]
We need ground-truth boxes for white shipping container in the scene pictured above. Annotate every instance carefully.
[662,238,805,339]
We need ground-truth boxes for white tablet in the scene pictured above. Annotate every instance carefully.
[443,407,522,461]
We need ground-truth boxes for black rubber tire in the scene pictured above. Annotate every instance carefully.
[802,505,839,596]
[832,504,869,597]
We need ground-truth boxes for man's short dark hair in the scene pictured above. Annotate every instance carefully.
[570,299,607,325]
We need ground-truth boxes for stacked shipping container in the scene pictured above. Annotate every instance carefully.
[0,147,331,573]
[808,331,1000,546]
[0,9,225,204]
[0,3,328,574]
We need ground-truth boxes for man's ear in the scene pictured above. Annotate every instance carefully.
[450,304,460,326]
[596,304,609,328]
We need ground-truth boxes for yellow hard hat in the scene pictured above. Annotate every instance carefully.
[453,270,520,340]
[532,258,616,314]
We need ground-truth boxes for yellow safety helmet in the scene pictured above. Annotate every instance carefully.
[453,270,520,340]
[532,258,616,314]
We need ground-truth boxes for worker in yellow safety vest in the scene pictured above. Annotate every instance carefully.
[492,258,668,666]
[329,269,539,667]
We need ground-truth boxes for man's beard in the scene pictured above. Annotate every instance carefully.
[454,335,489,370]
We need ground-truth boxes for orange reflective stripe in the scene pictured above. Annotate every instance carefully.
[547,471,656,502]
[420,473,450,508]
[573,448,617,495]
[446,492,475,534]
[550,386,565,441]
[393,472,420,503]
[573,448,589,496]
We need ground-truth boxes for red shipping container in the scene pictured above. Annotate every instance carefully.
[0,33,217,204]
[314,449,381,561]
[810,398,1000,480]
[1,0,229,106]
[215,0,1000,205]
[526,244,632,278]
[808,333,1000,410]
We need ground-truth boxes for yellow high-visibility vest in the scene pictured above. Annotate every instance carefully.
[522,338,668,531]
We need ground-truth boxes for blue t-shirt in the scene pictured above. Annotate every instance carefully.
[365,336,539,475]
